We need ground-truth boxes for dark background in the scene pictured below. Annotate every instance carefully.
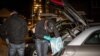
[68,0,100,22]
[0,0,100,22]
[0,0,32,19]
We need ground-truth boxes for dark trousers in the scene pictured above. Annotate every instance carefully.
[35,39,49,56]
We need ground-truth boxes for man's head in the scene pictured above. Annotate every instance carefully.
[10,11,18,16]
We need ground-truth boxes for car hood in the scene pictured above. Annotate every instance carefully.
[63,0,87,26]
[50,0,87,26]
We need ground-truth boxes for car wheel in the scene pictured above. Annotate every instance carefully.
[32,50,37,56]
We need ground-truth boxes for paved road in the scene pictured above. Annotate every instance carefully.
[0,38,8,56]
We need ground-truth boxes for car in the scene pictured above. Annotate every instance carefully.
[61,26,100,56]
[25,0,90,56]
[24,18,86,56]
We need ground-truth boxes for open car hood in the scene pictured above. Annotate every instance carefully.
[63,0,87,26]
[50,0,87,26]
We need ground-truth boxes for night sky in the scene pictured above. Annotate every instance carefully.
[0,0,32,19]
[0,0,100,22]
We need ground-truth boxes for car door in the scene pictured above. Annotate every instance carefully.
[79,30,100,56]
[62,30,100,56]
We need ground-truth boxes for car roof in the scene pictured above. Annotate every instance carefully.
[68,26,100,46]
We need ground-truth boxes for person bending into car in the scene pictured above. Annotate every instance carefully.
[35,16,60,56]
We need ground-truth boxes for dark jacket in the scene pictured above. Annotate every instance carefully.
[35,19,60,39]
[2,14,28,44]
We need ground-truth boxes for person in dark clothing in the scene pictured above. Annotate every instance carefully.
[2,11,28,56]
[35,14,60,56]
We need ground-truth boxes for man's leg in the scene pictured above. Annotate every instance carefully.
[17,43,25,56]
[9,43,17,56]
[41,40,49,56]
[35,39,42,56]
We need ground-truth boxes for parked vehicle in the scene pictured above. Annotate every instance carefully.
[61,26,100,56]
[24,0,90,56]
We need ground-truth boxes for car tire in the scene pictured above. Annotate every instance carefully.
[25,44,36,56]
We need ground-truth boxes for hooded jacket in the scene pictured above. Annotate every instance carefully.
[2,14,28,44]
[35,19,60,39]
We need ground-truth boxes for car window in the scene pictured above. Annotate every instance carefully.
[84,30,100,45]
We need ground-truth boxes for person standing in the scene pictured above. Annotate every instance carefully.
[2,11,28,56]
[35,14,60,56]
